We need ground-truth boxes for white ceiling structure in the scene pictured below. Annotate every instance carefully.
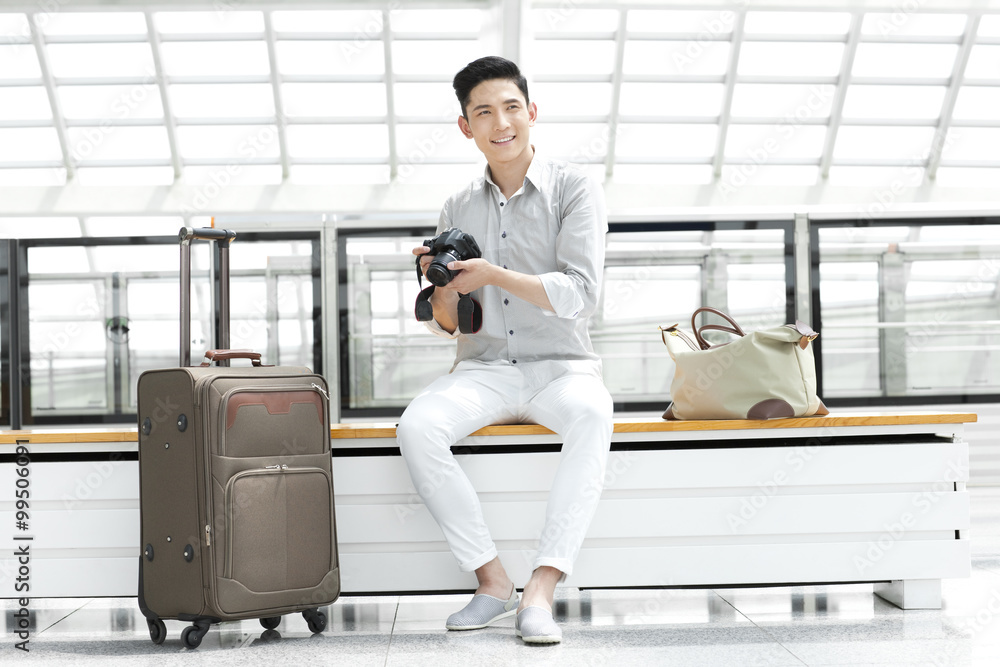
[0,0,999,224]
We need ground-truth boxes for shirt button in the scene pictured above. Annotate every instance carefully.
[503,265,507,269]
[502,231,506,238]
[511,359,517,364]
[504,299,509,305]
[500,202,505,207]
[509,330,514,335]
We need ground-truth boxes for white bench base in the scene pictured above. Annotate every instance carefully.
[0,414,973,610]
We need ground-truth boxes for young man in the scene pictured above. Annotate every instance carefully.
[396,56,613,644]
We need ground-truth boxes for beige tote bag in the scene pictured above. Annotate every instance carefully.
[660,307,829,420]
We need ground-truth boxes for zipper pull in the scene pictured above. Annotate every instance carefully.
[205,524,211,547]
[265,464,289,470]
[311,383,330,401]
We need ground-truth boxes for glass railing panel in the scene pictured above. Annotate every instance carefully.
[816,221,1000,399]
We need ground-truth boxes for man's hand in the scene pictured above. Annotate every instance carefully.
[412,246,433,278]
[441,258,497,294]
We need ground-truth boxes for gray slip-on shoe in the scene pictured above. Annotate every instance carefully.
[514,605,562,644]
[445,586,519,630]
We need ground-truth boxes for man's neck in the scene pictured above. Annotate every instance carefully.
[488,146,534,200]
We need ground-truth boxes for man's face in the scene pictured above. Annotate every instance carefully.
[458,78,536,165]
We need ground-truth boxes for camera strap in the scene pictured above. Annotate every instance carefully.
[414,265,482,334]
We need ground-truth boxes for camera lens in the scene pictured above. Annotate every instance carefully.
[426,249,460,287]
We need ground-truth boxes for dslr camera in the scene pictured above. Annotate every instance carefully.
[420,227,482,287]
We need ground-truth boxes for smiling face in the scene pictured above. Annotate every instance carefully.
[457,78,537,169]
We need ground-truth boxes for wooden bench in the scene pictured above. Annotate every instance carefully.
[0,412,974,609]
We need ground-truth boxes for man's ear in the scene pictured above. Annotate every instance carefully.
[458,114,474,139]
[528,101,537,127]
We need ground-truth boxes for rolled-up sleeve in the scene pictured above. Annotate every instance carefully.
[538,172,608,319]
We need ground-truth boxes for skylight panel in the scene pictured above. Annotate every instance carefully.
[935,167,1000,187]
[0,86,51,120]
[744,11,851,35]
[980,15,1000,37]
[625,10,734,34]
[283,82,387,117]
[83,217,181,236]
[0,127,62,161]
[623,40,730,77]
[851,44,958,78]
[271,10,382,33]
[182,165,281,185]
[531,82,612,117]
[615,123,717,159]
[159,41,270,77]
[618,83,724,117]
[391,41,485,76]
[392,82,456,118]
[528,40,617,76]
[169,84,275,118]
[284,124,389,160]
[861,12,967,37]
[612,164,713,184]
[529,8,619,33]
[0,169,65,186]
[154,11,264,34]
[833,126,936,160]
[720,165,819,185]
[176,125,279,160]
[396,124,480,161]
[738,42,844,77]
[396,163,483,186]
[964,46,1000,79]
[725,125,826,160]
[1,218,78,239]
[76,166,174,186]
[288,165,390,185]
[842,85,947,120]
[941,128,1000,164]
[39,11,147,35]
[0,45,41,79]
[525,123,610,162]
[393,9,483,33]
[952,87,1000,121]
[0,12,29,37]
[47,43,155,78]
[66,126,170,161]
[58,84,163,120]
[276,41,384,76]
[731,83,836,118]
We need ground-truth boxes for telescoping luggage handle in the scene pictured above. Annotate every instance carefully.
[179,227,237,367]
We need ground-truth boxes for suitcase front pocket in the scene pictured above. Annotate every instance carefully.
[221,385,329,457]
[224,467,334,603]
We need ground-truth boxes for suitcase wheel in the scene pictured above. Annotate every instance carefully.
[147,618,166,645]
[260,616,281,630]
[181,620,211,649]
[303,608,327,634]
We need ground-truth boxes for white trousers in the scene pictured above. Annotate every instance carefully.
[397,362,613,576]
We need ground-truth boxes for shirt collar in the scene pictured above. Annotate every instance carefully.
[483,145,539,199]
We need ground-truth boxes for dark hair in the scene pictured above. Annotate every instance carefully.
[453,56,529,119]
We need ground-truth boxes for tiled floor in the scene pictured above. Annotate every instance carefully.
[5,487,1000,666]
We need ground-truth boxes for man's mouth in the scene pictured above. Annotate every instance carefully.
[492,136,515,145]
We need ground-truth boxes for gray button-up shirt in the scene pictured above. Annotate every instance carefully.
[425,154,608,381]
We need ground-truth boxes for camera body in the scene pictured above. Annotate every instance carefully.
[421,227,482,287]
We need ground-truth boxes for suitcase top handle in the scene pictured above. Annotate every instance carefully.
[180,227,237,247]
[201,349,265,367]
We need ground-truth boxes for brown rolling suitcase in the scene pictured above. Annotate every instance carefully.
[136,227,340,648]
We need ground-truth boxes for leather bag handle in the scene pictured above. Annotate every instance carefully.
[200,349,263,367]
[692,307,745,350]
